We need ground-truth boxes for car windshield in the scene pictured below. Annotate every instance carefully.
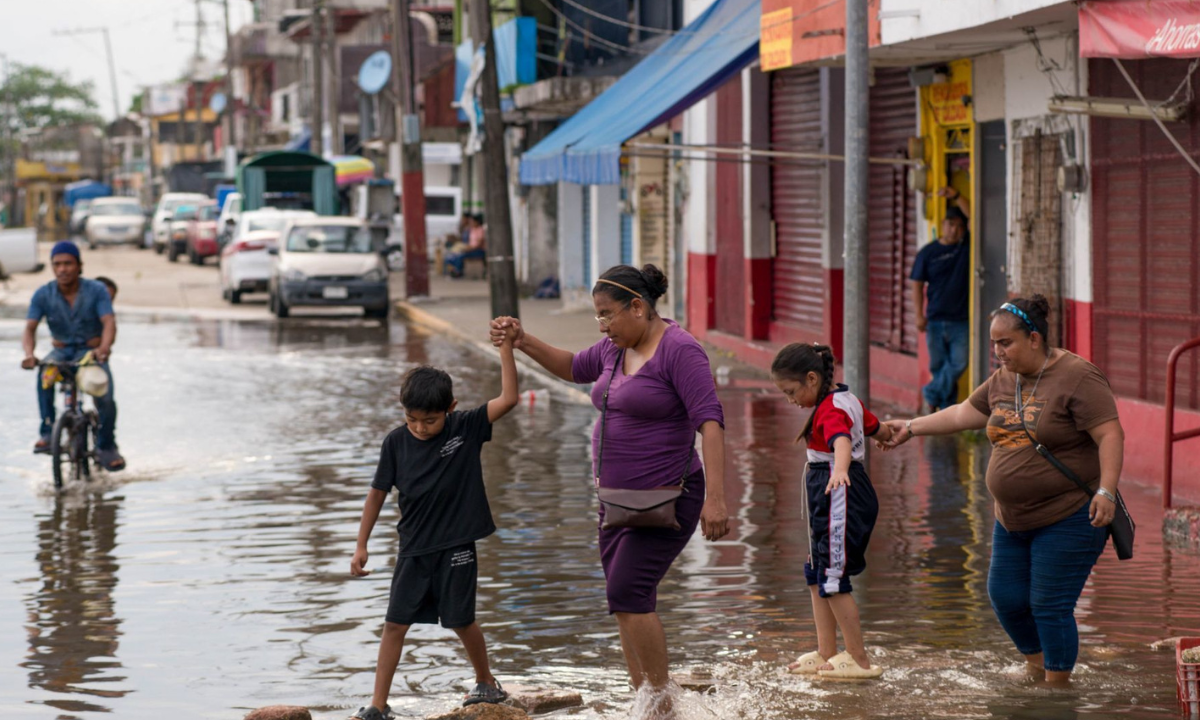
[163,197,202,213]
[244,215,288,233]
[73,200,93,214]
[198,205,220,221]
[286,225,372,253]
[172,206,196,220]
[91,203,142,217]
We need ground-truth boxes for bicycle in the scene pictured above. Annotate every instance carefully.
[28,360,99,489]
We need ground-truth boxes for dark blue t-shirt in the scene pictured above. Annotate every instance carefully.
[911,239,970,322]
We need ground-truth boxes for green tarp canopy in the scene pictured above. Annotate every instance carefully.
[236,150,338,215]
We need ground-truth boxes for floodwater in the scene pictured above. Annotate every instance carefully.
[0,310,1196,720]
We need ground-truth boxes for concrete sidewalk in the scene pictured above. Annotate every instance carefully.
[394,275,773,405]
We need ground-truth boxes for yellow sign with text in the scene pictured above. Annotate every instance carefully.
[761,8,794,72]
[924,59,973,127]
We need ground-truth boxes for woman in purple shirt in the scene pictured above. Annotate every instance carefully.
[491,264,729,708]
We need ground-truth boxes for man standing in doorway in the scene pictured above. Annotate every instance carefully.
[911,187,971,413]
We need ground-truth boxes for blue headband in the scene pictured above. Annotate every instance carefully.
[1000,303,1039,334]
[50,241,81,261]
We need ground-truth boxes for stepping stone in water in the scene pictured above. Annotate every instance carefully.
[674,669,716,694]
[426,704,529,720]
[244,706,312,720]
[503,685,584,714]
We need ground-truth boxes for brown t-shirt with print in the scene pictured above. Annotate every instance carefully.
[968,351,1120,532]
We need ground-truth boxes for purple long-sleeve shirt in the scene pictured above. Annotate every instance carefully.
[572,320,724,491]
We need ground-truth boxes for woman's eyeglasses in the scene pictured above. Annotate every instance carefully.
[595,305,628,328]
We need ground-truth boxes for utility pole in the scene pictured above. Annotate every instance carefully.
[469,0,519,319]
[221,0,237,150]
[50,27,120,120]
[843,0,869,403]
[327,5,341,155]
[392,0,429,297]
[1,53,14,225]
[311,0,324,156]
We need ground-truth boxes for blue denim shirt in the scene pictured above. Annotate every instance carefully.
[26,278,114,348]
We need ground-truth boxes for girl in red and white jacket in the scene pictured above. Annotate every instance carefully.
[771,343,894,679]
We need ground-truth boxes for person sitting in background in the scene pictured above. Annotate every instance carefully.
[445,214,487,278]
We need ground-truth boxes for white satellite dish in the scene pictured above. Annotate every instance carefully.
[358,51,392,95]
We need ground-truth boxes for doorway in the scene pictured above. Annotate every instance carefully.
[975,120,1009,381]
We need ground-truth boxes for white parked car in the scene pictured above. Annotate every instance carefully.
[152,192,208,254]
[219,209,315,304]
[268,217,389,319]
[394,186,462,256]
[84,197,145,248]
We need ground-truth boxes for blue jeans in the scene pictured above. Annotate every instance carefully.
[37,347,118,451]
[445,247,486,276]
[987,503,1108,672]
[924,320,969,409]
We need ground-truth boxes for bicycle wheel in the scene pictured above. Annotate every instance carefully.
[49,413,89,489]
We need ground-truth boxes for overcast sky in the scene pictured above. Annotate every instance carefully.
[0,0,258,119]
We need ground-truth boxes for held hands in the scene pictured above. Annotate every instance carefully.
[20,355,37,370]
[489,316,524,349]
[1089,493,1116,528]
[825,469,852,495]
[874,419,912,451]
[350,547,370,577]
[700,497,730,541]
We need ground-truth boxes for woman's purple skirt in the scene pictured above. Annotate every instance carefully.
[598,471,705,614]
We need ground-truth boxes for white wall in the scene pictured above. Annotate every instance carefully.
[1002,33,1091,303]
[880,0,1069,44]
[558,182,585,299]
[590,184,622,281]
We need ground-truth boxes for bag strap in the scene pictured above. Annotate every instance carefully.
[1014,377,1094,499]
[595,349,695,490]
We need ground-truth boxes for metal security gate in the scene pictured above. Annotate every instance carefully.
[715,74,745,336]
[770,67,825,333]
[867,67,918,355]
[1091,58,1200,410]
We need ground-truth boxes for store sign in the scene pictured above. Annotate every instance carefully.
[760,0,880,71]
[761,8,794,71]
[1081,0,1200,58]
[923,59,973,127]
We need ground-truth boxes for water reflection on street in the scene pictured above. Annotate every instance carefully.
[0,311,1196,719]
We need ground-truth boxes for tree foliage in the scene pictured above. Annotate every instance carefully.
[1,63,103,135]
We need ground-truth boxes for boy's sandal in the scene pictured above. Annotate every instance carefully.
[463,679,508,706]
[817,651,884,680]
[787,650,825,675]
[348,704,395,720]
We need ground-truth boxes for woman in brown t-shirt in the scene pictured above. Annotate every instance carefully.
[881,294,1124,685]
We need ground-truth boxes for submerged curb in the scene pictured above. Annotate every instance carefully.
[394,299,594,406]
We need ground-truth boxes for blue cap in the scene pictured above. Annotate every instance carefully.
[50,241,81,261]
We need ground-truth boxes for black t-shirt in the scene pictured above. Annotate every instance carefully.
[911,238,970,322]
[371,404,496,557]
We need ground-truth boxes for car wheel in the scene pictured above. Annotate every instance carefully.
[155,242,164,255]
[230,290,242,304]
[365,304,389,319]
[271,293,289,318]
[88,240,96,250]
[190,248,201,265]
[168,244,179,262]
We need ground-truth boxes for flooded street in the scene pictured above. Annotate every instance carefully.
[0,311,1197,719]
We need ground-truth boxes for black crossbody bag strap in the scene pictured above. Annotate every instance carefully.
[595,349,694,490]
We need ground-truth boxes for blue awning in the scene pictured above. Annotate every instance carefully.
[519,0,759,186]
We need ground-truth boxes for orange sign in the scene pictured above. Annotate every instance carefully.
[760,0,881,70]
[761,8,794,71]
[924,61,973,126]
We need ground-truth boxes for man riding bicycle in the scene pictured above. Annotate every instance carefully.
[21,241,125,471]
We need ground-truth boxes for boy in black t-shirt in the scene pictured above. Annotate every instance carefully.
[348,325,519,720]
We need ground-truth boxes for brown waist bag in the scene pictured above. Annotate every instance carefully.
[594,349,694,532]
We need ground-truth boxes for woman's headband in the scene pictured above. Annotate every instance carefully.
[595,278,642,299]
[1000,302,1039,334]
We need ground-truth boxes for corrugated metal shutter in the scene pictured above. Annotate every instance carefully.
[582,185,592,287]
[770,67,825,331]
[867,68,918,354]
[715,74,745,337]
[1091,58,1200,410]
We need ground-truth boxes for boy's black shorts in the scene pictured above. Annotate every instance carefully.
[386,542,478,628]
